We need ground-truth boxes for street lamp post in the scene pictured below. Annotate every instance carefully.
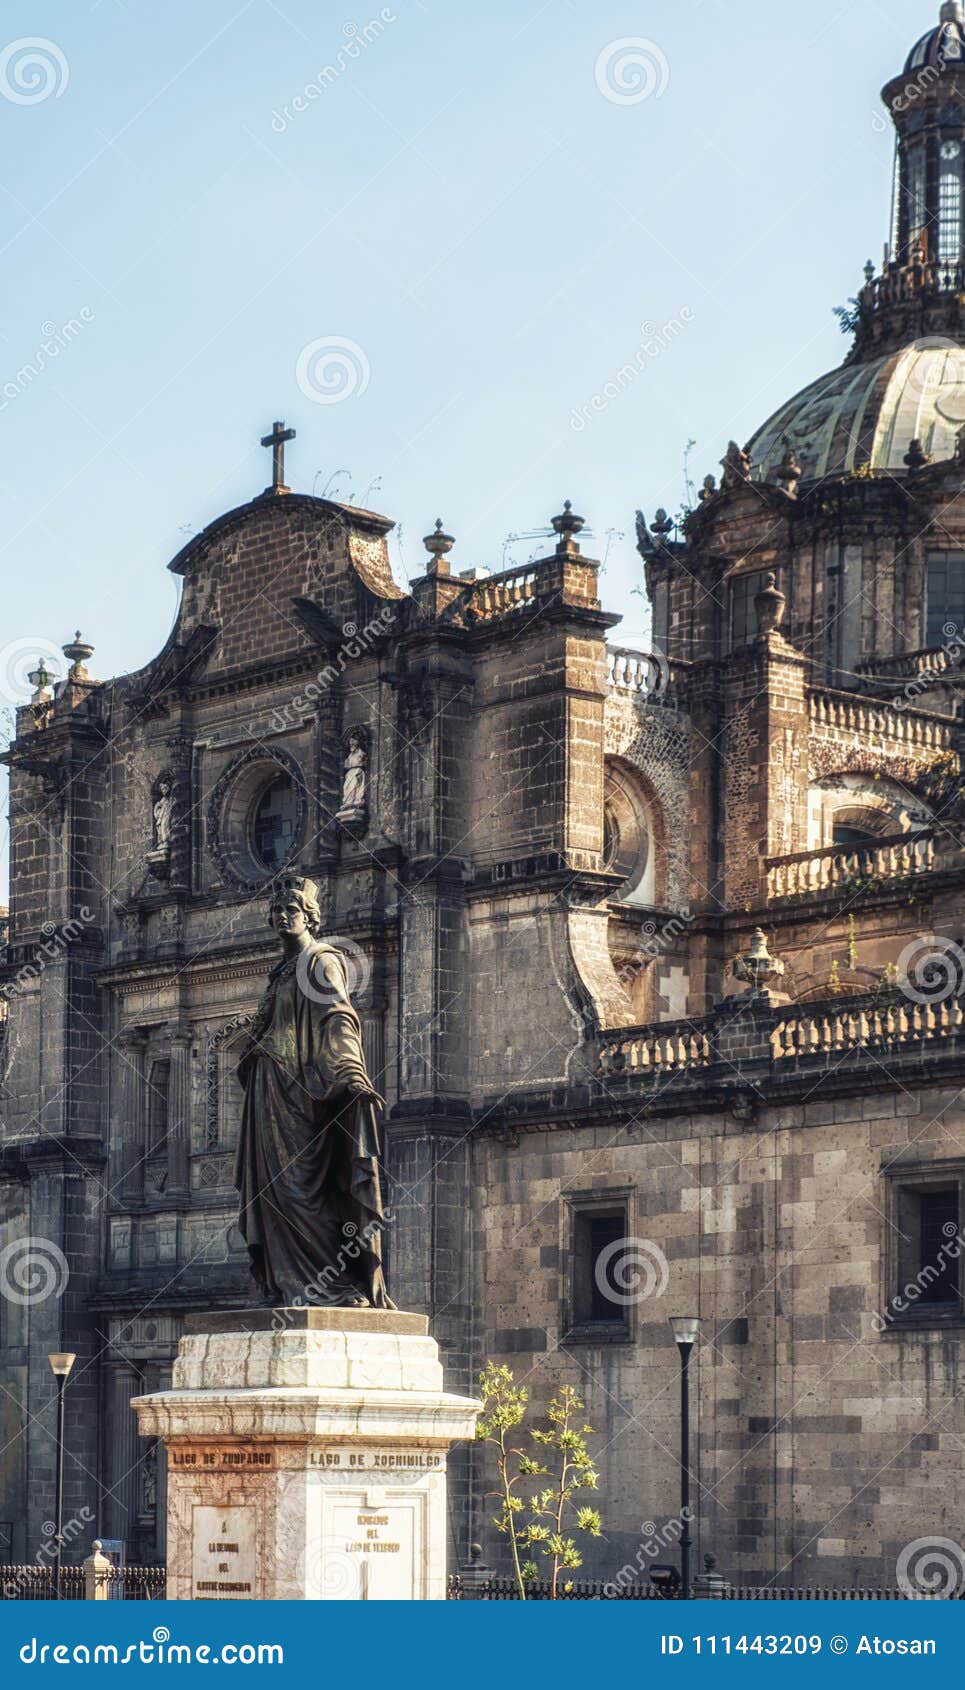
[669,1317,700,1600]
[48,1353,76,1599]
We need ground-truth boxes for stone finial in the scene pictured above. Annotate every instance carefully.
[904,437,932,469]
[772,441,802,497]
[863,258,875,285]
[62,631,95,684]
[652,508,674,540]
[28,659,55,705]
[698,474,717,503]
[720,440,752,488]
[754,572,787,637]
[941,1,964,25]
[732,929,785,994]
[422,518,455,577]
[551,500,585,554]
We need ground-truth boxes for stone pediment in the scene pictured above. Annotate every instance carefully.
[154,493,406,684]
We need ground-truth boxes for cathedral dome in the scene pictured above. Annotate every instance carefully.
[905,1,965,72]
[748,340,965,482]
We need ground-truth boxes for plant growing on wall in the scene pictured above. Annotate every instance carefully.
[475,1362,603,1599]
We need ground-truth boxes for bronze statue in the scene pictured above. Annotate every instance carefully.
[234,872,393,1309]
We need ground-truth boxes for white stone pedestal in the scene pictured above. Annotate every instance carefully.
[132,1310,480,1601]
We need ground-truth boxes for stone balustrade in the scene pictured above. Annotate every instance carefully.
[771,995,965,1062]
[597,1018,714,1076]
[594,989,965,1082]
[605,646,671,697]
[464,565,539,622]
[857,646,957,683]
[808,688,954,750]
[766,831,935,902]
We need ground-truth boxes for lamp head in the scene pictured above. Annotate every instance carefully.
[669,1316,701,1349]
[48,1352,76,1379]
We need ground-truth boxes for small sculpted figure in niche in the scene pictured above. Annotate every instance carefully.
[335,732,367,821]
[153,779,174,853]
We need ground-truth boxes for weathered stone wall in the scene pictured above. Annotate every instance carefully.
[470,1079,965,1587]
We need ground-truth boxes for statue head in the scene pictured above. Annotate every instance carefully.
[268,872,322,939]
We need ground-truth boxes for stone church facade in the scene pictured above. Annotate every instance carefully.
[4,3,965,1588]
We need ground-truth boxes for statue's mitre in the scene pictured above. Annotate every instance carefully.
[271,870,320,904]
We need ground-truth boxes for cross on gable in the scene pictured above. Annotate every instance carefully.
[260,420,296,493]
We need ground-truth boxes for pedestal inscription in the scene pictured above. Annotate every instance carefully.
[132,1309,480,1601]
[192,1506,256,1599]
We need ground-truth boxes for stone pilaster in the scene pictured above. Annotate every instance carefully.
[167,1030,192,1197]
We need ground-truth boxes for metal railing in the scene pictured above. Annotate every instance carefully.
[1,1565,165,1600]
[448,1573,956,1600]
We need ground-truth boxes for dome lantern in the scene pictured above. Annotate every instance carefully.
[885,2,965,275]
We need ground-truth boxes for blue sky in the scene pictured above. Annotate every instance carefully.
[0,0,927,720]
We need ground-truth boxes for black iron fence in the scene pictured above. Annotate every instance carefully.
[2,1566,954,1602]
[448,1575,956,1601]
[1,1566,165,1600]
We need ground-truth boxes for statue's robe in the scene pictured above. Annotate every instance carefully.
[235,942,393,1308]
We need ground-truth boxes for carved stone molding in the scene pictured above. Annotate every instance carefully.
[205,1013,252,1148]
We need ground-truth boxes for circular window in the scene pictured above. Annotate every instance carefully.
[602,806,620,874]
[252,775,298,871]
[602,761,655,906]
[207,750,307,888]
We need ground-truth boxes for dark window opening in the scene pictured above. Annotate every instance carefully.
[832,825,877,848]
[572,1206,629,1329]
[251,775,297,871]
[917,1190,960,1305]
[729,571,768,650]
[926,554,965,650]
[893,1181,962,1321]
[147,1061,170,1155]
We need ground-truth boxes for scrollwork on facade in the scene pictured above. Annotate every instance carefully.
[205,1013,252,1148]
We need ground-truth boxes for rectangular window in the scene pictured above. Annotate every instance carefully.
[939,164,962,266]
[730,571,767,650]
[926,553,965,647]
[887,1168,963,1326]
[565,1193,634,1341]
[147,1060,171,1155]
[906,143,927,251]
